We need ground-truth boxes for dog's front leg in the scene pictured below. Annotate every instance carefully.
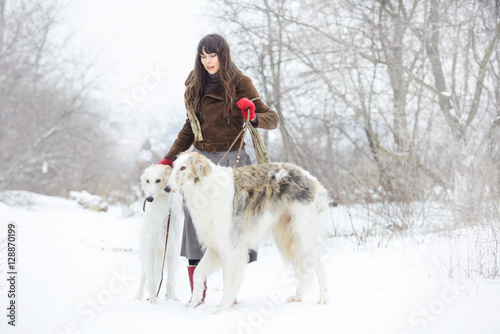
[215,249,247,314]
[134,270,146,300]
[165,239,179,301]
[145,245,158,304]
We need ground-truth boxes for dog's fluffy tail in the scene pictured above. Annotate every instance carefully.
[273,212,295,263]
[273,195,329,270]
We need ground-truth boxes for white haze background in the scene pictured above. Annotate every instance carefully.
[1,1,500,334]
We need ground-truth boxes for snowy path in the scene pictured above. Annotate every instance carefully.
[0,191,499,334]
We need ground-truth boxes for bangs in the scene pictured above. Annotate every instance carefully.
[198,35,219,55]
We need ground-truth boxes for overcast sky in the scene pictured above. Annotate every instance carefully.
[61,0,211,119]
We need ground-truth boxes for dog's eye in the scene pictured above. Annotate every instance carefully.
[155,179,161,183]
[180,166,186,171]
[146,180,150,183]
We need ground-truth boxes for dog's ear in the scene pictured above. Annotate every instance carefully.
[192,155,211,182]
[197,159,211,177]
[140,171,148,192]
[163,165,173,179]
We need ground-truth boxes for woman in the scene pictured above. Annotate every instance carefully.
[159,33,279,304]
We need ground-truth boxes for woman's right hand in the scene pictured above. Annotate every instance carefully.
[237,98,256,121]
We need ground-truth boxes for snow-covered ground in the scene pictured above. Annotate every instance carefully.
[0,191,499,334]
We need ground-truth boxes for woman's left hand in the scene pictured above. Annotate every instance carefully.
[158,157,173,167]
[237,98,256,121]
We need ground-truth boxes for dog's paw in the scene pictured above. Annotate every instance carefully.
[317,295,328,305]
[212,308,227,315]
[165,295,179,302]
[287,296,302,303]
[149,297,159,305]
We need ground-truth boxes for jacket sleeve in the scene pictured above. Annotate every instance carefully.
[239,76,279,130]
[165,118,194,161]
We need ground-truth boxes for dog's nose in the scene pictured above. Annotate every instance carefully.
[164,185,171,193]
[146,196,154,202]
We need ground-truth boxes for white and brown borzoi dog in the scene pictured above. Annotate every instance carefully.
[135,164,183,304]
[165,152,330,313]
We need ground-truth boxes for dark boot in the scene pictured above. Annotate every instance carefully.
[187,265,206,305]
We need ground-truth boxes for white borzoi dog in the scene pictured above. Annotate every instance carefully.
[165,152,330,313]
[135,164,183,304]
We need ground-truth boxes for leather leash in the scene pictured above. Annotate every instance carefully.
[218,108,251,167]
[156,211,171,298]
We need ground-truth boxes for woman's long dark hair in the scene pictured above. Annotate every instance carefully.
[184,34,242,118]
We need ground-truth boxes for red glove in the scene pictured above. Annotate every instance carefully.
[237,98,256,121]
[158,157,173,167]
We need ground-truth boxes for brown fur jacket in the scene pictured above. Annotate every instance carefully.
[165,72,279,160]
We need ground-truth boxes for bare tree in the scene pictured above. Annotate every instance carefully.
[0,0,126,197]
[268,0,441,201]
[392,0,500,220]
[211,0,500,277]
[212,0,308,162]
[213,0,500,209]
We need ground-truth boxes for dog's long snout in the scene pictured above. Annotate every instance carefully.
[164,185,172,193]
[146,196,154,202]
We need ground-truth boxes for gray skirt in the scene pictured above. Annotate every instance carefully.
[180,147,258,262]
